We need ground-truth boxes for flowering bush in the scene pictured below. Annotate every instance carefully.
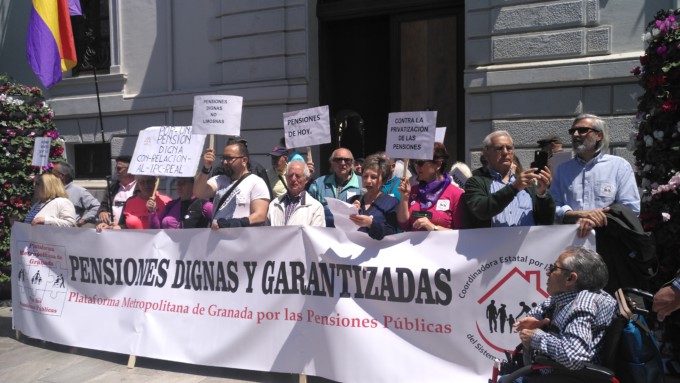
[632,9,680,282]
[0,74,64,282]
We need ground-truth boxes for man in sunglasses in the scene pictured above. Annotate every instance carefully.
[97,155,137,226]
[549,114,640,237]
[307,147,362,227]
[511,246,616,379]
[463,131,555,228]
[194,142,270,229]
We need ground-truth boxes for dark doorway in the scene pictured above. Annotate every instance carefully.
[317,0,465,174]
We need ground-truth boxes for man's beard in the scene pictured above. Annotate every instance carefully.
[223,165,234,178]
[573,135,597,156]
[214,165,239,178]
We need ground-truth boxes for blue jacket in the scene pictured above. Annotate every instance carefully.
[308,172,362,227]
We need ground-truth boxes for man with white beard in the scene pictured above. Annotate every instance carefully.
[549,114,640,237]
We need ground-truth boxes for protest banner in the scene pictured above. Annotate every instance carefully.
[436,127,447,143]
[386,111,437,160]
[11,224,592,382]
[128,126,206,177]
[283,105,331,149]
[31,137,51,168]
[191,95,243,137]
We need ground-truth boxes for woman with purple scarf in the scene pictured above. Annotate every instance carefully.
[396,142,465,231]
[150,177,212,229]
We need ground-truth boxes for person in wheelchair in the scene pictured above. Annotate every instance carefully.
[508,246,618,381]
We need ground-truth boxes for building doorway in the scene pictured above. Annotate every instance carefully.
[317,0,464,174]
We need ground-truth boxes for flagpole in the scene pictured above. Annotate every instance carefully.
[92,65,105,143]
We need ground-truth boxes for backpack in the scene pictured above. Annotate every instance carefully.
[606,288,665,383]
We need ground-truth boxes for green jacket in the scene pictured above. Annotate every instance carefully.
[462,167,555,228]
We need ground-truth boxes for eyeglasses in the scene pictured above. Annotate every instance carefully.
[115,166,128,171]
[568,127,595,135]
[220,156,244,163]
[491,145,514,152]
[547,263,572,275]
[332,157,353,164]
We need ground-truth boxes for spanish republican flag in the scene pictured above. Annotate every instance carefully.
[26,0,80,88]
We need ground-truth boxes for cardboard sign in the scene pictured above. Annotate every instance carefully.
[435,127,447,143]
[129,126,206,177]
[31,137,51,167]
[385,111,437,160]
[191,95,243,136]
[283,105,331,148]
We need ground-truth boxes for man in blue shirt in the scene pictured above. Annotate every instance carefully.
[549,114,640,237]
[308,147,362,227]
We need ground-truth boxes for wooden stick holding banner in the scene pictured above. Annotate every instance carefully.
[127,354,136,369]
[306,146,313,164]
[209,135,214,151]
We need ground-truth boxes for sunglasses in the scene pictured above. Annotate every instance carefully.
[547,263,572,275]
[568,127,595,135]
[116,166,128,171]
[332,157,353,164]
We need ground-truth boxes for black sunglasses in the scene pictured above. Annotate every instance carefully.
[332,157,353,163]
[568,127,595,135]
[547,263,572,275]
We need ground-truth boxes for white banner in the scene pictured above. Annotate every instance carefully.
[283,105,331,148]
[386,111,437,160]
[128,126,206,177]
[31,137,51,167]
[191,95,243,136]
[10,224,592,382]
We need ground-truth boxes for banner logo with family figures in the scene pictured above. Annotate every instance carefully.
[460,255,551,361]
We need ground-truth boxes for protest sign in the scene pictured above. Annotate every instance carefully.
[436,127,447,143]
[128,126,205,177]
[11,223,592,383]
[283,105,331,148]
[191,95,243,136]
[31,137,51,167]
[386,111,437,160]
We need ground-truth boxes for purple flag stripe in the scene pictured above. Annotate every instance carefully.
[26,8,62,88]
[68,0,82,16]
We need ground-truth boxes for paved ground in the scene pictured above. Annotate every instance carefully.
[0,303,306,383]
[2,300,680,383]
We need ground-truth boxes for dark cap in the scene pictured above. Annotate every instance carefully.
[228,136,248,146]
[269,146,287,157]
[537,133,561,146]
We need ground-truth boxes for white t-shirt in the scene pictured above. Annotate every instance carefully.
[210,174,269,223]
[112,180,136,225]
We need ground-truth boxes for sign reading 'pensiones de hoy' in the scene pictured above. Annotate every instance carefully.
[128,126,206,177]
[283,105,331,148]
[10,224,592,383]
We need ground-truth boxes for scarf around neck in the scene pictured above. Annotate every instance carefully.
[416,172,451,209]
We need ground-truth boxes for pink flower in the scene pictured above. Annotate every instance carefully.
[662,212,671,222]
[631,66,641,75]
[657,45,668,56]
